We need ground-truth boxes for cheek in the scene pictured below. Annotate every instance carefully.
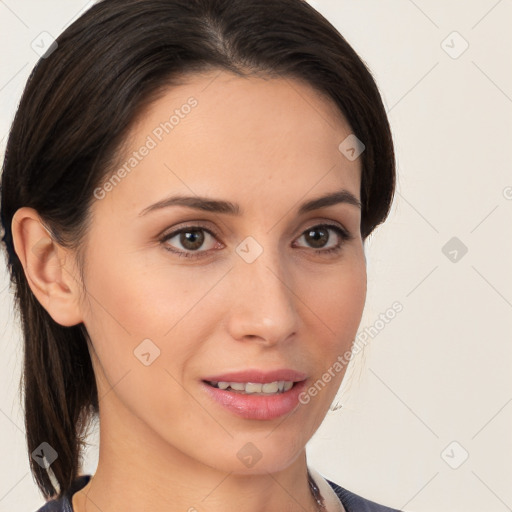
[296,257,366,399]
[79,247,231,389]
[80,251,221,428]
[301,257,367,342]
[82,244,223,335]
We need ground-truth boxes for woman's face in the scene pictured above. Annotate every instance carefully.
[78,70,366,475]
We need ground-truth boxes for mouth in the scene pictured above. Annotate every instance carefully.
[200,370,308,420]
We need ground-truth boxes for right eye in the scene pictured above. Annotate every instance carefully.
[160,225,223,259]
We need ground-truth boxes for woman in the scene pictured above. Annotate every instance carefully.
[0,0,399,511]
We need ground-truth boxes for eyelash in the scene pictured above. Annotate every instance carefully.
[159,223,354,260]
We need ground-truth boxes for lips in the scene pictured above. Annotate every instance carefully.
[202,368,308,384]
[201,379,307,420]
[200,368,308,420]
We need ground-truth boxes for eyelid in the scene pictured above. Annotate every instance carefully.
[297,218,353,240]
[159,221,222,241]
[159,218,351,241]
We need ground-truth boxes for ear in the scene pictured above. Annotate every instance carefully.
[11,207,84,327]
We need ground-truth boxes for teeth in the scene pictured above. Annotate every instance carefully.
[246,382,263,393]
[208,380,295,394]
[262,382,278,393]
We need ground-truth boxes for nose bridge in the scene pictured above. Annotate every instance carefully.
[226,236,299,343]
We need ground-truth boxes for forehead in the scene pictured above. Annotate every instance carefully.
[96,70,361,216]
[140,69,353,148]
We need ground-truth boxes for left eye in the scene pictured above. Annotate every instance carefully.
[294,224,349,251]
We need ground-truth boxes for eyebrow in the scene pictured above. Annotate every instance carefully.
[138,189,362,217]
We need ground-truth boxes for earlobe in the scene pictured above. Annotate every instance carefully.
[11,207,84,327]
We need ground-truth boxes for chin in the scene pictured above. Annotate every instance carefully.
[214,430,309,476]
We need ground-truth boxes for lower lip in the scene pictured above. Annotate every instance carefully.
[201,380,307,420]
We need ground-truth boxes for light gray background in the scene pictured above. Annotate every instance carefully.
[1,1,511,511]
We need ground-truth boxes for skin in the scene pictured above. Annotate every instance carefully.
[12,70,367,512]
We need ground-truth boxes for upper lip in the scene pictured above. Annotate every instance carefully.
[202,368,308,383]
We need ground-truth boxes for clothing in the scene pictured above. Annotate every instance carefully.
[35,474,402,512]
[326,478,402,512]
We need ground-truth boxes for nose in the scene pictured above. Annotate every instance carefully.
[225,247,299,346]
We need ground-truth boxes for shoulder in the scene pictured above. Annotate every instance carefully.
[327,478,403,512]
[34,500,68,512]
[33,475,92,512]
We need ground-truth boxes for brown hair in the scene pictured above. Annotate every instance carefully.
[0,0,395,500]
